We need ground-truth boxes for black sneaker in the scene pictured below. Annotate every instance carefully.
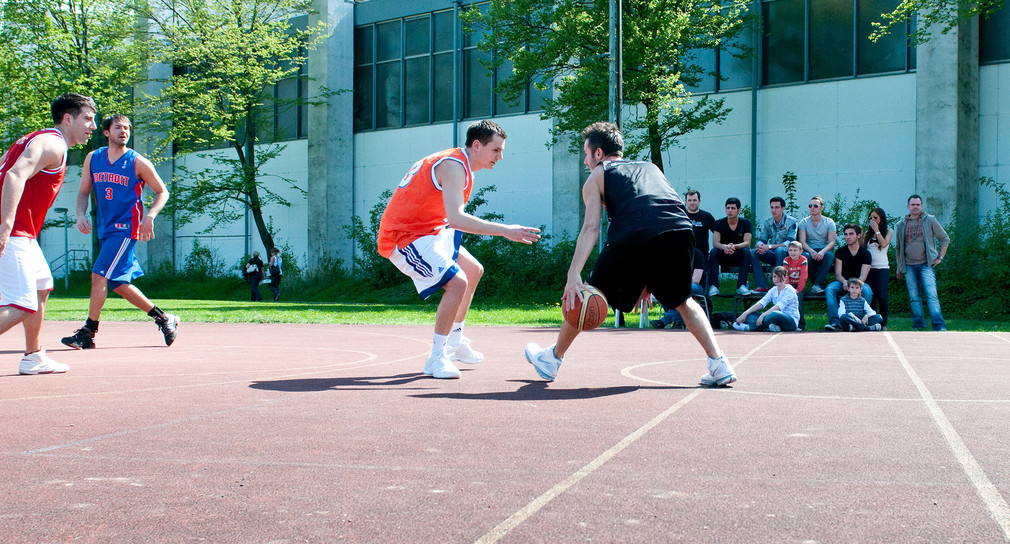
[61,327,96,350]
[156,313,180,346]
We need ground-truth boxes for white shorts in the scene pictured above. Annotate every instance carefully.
[388,228,462,299]
[0,236,54,313]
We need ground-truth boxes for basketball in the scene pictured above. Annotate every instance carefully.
[564,286,609,331]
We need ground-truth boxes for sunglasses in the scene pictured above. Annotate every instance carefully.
[808,204,821,208]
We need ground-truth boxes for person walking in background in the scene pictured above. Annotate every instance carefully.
[61,114,179,350]
[245,251,264,302]
[268,247,283,302]
[378,120,541,379]
[895,195,950,331]
[0,92,97,374]
[796,195,837,294]
[863,208,893,328]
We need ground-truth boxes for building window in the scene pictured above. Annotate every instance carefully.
[980,3,1010,64]
[353,6,548,133]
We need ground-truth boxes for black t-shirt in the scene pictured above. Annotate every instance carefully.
[692,248,708,286]
[834,245,872,280]
[687,209,715,253]
[602,160,693,245]
[712,217,752,247]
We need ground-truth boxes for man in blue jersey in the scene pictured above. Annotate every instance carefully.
[61,115,178,349]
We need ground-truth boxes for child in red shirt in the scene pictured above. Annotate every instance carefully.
[784,241,808,292]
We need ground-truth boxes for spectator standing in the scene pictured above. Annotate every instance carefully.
[685,189,715,254]
[824,224,873,331]
[863,208,893,327]
[796,195,837,294]
[749,196,798,292]
[732,267,801,332]
[268,248,283,302]
[245,251,264,302]
[837,278,883,331]
[895,195,950,331]
[707,197,753,297]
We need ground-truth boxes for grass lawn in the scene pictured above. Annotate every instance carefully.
[43,296,1009,332]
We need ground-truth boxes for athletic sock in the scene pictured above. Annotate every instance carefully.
[448,321,464,347]
[85,318,99,333]
[431,333,448,358]
[148,307,166,320]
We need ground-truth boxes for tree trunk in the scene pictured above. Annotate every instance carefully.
[243,109,275,255]
[647,114,665,173]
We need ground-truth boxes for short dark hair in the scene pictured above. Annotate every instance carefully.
[102,114,132,132]
[725,197,741,209]
[907,194,923,204]
[843,223,862,235]
[769,196,786,207]
[465,120,506,147]
[685,189,700,199]
[581,122,624,157]
[51,92,97,125]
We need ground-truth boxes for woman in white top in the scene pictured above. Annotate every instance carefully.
[863,208,893,328]
[732,267,801,332]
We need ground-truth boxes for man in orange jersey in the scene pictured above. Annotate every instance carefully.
[377,120,542,379]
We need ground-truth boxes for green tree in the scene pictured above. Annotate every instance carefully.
[137,0,329,255]
[461,0,750,172]
[871,0,1005,43]
[0,0,146,149]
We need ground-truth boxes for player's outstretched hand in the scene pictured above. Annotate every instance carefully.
[504,224,541,244]
[76,216,92,235]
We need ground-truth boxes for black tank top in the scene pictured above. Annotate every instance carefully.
[602,160,693,245]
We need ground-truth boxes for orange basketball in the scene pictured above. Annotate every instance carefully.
[564,286,609,330]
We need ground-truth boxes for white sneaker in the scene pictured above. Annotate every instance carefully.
[736,285,751,296]
[731,322,749,331]
[19,349,69,375]
[423,352,461,379]
[524,342,561,381]
[869,323,882,331]
[448,337,484,365]
[809,285,824,295]
[708,285,720,297]
[700,355,737,386]
[767,324,782,332]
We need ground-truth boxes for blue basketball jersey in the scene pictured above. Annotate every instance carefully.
[90,147,145,240]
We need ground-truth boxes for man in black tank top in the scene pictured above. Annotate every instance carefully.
[524,122,736,387]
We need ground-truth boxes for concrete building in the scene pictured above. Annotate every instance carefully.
[39,0,1010,278]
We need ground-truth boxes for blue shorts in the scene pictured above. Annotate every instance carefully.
[93,237,145,289]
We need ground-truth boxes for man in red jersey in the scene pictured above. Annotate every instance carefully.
[377,120,541,379]
[0,92,97,375]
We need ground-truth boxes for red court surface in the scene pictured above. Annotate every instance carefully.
[3,321,1009,543]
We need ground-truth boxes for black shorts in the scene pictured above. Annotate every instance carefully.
[588,230,695,313]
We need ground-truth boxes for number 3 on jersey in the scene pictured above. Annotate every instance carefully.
[397,159,424,189]
[105,187,114,200]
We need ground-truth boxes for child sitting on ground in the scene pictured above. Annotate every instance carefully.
[732,267,801,332]
[838,277,883,331]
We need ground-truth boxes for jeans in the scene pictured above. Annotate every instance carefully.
[839,312,883,331]
[825,281,873,327]
[708,247,752,291]
[904,263,945,330]
[749,247,788,289]
[744,310,798,331]
[803,249,835,289]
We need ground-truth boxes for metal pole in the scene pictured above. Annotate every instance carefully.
[63,209,69,290]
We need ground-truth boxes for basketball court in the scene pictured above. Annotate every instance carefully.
[3,321,1008,542]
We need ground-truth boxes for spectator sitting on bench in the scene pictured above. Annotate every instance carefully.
[732,266,801,332]
[837,277,883,331]
[749,196,798,293]
[824,223,873,332]
[796,195,837,294]
[651,248,707,329]
[707,197,753,297]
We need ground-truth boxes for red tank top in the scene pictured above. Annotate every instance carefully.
[0,128,68,239]
[377,147,473,257]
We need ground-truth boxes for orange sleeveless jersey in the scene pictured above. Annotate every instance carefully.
[377,147,473,258]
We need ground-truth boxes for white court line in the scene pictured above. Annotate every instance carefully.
[475,335,778,544]
[885,331,1010,541]
[990,332,1010,344]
